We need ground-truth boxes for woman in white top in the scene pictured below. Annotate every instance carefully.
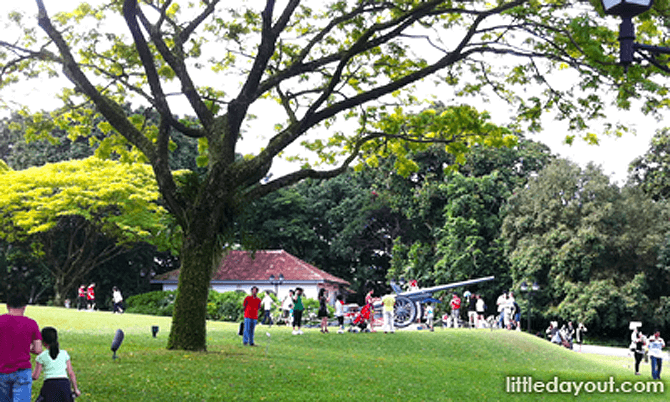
[281,290,294,325]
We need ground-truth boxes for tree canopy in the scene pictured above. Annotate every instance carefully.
[0,157,176,303]
[502,160,670,336]
[1,0,665,350]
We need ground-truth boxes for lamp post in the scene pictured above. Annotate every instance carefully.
[520,281,540,333]
[269,274,284,295]
[600,0,670,71]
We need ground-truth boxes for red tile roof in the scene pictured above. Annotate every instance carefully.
[154,250,349,285]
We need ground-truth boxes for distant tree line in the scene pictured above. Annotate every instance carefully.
[3,108,670,340]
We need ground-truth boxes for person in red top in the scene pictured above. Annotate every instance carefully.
[77,285,86,311]
[242,287,262,346]
[0,293,43,401]
[86,284,96,311]
[450,293,462,328]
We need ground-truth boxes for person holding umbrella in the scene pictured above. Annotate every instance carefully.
[421,297,441,331]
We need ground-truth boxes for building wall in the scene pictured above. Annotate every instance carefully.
[159,282,326,300]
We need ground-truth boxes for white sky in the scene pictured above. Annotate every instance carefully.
[0,0,664,185]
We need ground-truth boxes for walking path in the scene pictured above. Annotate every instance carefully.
[578,344,630,358]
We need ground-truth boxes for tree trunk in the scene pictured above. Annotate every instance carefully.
[53,275,64,306]
[167,228,219,351]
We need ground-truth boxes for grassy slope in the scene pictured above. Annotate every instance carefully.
[9,305,667,401]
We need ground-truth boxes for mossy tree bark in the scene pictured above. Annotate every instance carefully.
[167,231,217,351]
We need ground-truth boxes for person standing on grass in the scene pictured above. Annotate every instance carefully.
[292,287,305,335]
[496,291,507,329]
[0,293,43,402]
[648,330,665,380]
[335,294,346,334]
[261,292,274,325]
[475,294,486,328]
[242,287,262,346]
[32,327,81,401]
[112,287,124,314]
[281,290,294,326]
[86,284,96,311]
[467,293,477,328]
[381,293,396,334]
[76,285,86,311]
[365,289,379,332]
[575,323,587,352]
[318,289,330,333]
[450,293,461,328]
[425,302,435,332]
[631,326,646,376]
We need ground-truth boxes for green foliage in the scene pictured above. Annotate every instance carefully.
[125,290,177,316]
[629,128,670,201]
[502,159,670,335]
[0,156,176,250]
[206,290,247,322]
[240,170,400,299]
[4,0,664,351]
[389,140,553,301]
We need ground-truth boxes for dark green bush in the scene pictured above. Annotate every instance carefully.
[125,290,177,316]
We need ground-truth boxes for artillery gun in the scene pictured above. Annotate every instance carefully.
[378,276,495,328]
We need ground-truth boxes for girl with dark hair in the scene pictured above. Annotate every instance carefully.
[292,288,305,335]
[317,288,329,333]
[32,327,81,401]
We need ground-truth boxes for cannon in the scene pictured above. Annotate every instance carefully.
[376,276,495,328]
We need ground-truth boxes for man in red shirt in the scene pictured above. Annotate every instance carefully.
[242,286,262,346]
[0,294,43,401]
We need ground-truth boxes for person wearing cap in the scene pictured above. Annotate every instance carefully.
[0,293,43,401]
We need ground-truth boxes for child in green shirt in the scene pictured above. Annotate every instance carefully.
[32,327,81,401]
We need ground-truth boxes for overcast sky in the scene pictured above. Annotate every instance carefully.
[1,1,664,185]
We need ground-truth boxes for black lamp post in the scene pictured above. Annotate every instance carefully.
[601,0,670,71]
[269,274,284,295]
[520,281,540,333]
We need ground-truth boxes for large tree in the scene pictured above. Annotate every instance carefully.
[502,159,670,335]
[0,157,176,304]
[0,0,660,350]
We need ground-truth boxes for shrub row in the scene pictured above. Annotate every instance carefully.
[126,290,334,323]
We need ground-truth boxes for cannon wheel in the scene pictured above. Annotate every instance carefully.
[394,296,416,328]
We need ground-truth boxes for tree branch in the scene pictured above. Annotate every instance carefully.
[136,3,214,130]
[35,0,157,160]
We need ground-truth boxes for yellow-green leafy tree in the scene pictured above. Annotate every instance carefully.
[0,157,177,305]
[0,0,664,350]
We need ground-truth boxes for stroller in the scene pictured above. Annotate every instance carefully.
[348,304,372,332]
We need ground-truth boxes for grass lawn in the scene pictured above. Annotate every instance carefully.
[8,304,667,401]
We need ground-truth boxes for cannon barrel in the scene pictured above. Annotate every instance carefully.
[394,276,495,297]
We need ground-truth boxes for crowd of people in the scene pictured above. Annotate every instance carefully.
[545,321,587,350]
[239,283,668,384]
